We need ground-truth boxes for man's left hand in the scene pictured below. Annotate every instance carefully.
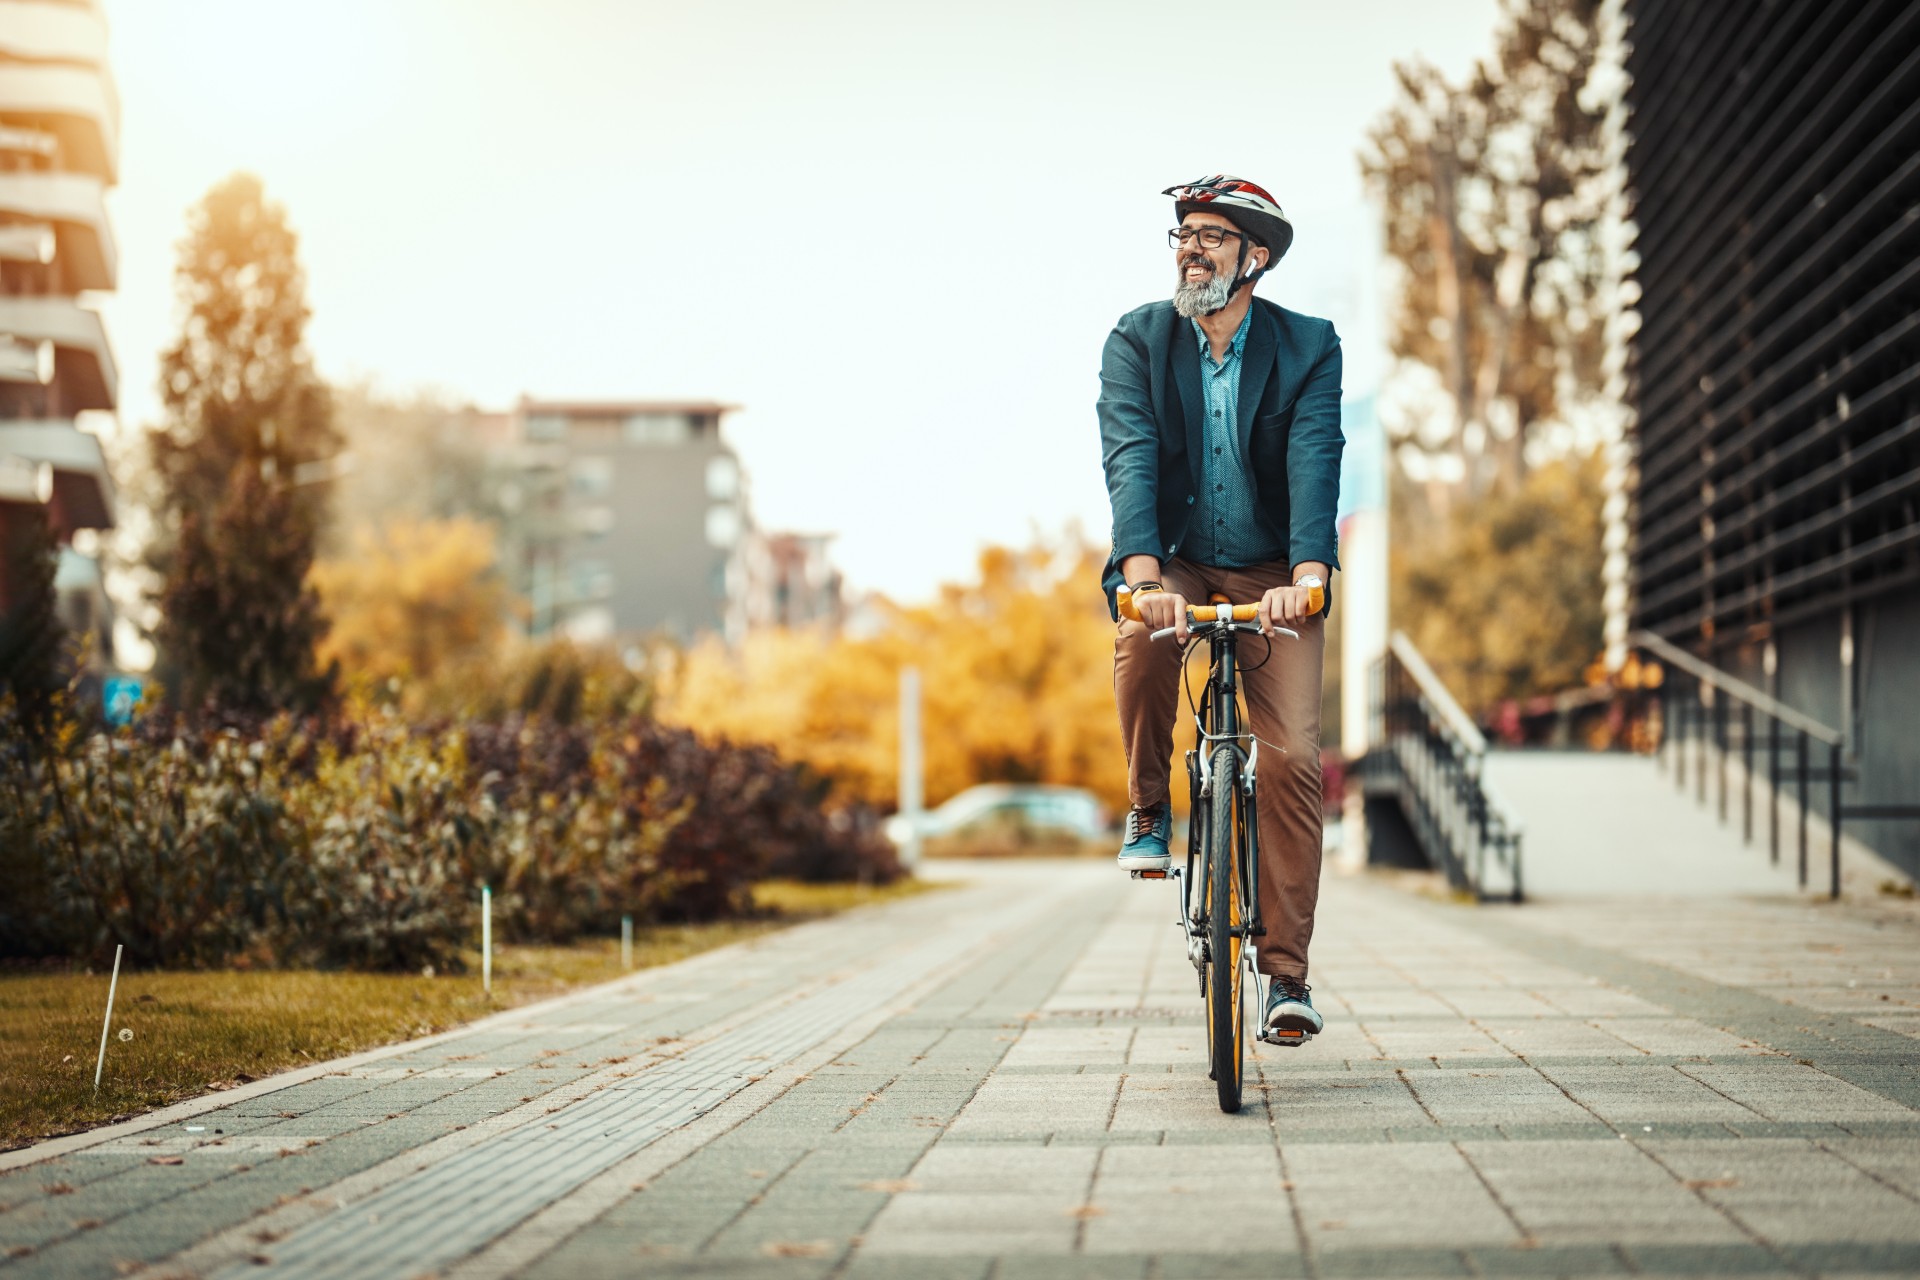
[1257,581,1320,634]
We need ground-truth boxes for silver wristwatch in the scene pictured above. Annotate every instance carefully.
[1294,574,1324,590]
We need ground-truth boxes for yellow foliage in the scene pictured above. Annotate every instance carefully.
[1392,453,1606,714]
[662,537,1135,813]
[311,517,512,689]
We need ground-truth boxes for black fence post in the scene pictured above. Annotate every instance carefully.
[1696,687,1708,807]
[1676,693,1688,792]
[1716,691,1728,825]
[1829,741,1843,900]
[1769,714,1781,866]
[1742,701,1754,846]
[1797,732,1810,889]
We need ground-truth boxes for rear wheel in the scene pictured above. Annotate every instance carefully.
[1206,743,1246,1113]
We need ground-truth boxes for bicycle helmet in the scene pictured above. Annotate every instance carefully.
[1163,175,1294,297]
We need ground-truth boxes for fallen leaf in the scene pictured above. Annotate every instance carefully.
[858,1179,918,1194]
[762,1241,830,1258]
[148,1156,184,1167]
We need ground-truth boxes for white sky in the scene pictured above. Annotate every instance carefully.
[97,0,1498,601]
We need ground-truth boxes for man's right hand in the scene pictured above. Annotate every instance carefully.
[1133,589,1191,642]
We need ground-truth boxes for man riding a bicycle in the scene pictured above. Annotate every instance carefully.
[1098,175,1344,1045]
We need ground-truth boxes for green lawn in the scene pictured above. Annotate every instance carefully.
[0,878,947,1152]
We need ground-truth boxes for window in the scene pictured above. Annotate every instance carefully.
[705,505,741,549]
[569,457,613,498]
[525,413,568,441]
[624,413,690,445]
[705,455,739,500]
[572,559,614,600]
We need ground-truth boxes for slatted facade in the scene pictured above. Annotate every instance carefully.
[1625,0,1920,643]
[1623,0,1920,879]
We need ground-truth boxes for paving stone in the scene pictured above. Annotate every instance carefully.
[6,862,1918,1279]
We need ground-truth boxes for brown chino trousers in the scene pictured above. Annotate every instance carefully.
[1113,556,1324,980]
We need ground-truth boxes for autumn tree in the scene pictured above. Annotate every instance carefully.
[1361,0,1609,507]
[1393,454,1605,711]
[664,534,1131,814]
[1361,0,1618,713]
[148,173,339,714]
[311,516,513,692]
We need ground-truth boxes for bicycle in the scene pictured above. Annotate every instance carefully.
[1116,583,1322,1113]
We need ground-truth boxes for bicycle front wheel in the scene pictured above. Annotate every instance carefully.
[1206,743,1246,1113]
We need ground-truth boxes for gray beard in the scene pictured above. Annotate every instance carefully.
[1173,262,1235,318]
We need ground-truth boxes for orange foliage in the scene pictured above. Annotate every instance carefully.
[662,537,1154,814]
[311,517,512,688]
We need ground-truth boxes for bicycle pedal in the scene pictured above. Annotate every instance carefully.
[1259,1028,1314,1047]
[1129,868,1170,880]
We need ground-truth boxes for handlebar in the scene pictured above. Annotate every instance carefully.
[1115,583,1324,626]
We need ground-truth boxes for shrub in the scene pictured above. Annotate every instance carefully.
[0,697,898,971]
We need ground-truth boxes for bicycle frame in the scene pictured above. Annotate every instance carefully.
[1183,623,1263,961]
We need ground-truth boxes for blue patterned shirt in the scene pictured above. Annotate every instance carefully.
[1187,311,1287,567]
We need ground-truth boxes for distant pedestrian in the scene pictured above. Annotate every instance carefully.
[1097,175,1344,1040]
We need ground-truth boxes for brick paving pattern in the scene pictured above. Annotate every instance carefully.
[2,861,1917,1279]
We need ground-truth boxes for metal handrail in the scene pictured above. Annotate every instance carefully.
[1631,630,1867,898]
[1389,631,1488,752]
[1366,631,1524,902]
[1632,630,1841,745]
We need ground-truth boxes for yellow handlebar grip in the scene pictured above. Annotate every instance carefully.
[1118,586,1323,624]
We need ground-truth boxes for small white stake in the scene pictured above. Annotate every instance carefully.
[621,915,633,971]
[481,886,492,995]
[93,944,123,1094]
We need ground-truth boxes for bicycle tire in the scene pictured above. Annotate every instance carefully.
[1206,742,1245,1113]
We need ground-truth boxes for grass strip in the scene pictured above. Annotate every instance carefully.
[0,877,945,1152]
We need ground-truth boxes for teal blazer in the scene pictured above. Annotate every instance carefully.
[1096,297,1344,615]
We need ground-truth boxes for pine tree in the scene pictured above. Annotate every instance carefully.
[0,510,65,735]
[148,173,339,714]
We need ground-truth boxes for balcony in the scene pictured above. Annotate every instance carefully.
[0,1,109,69]
[0,170,114,289]
[0,294,116,411]
[0,418,114,528]
[0,62,119,182]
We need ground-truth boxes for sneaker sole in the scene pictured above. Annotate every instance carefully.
[1264,1009,1324,1035]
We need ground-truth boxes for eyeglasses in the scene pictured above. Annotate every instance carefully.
[1168,226,1245,250]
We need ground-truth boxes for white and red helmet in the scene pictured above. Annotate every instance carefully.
[1163,174,1294,265]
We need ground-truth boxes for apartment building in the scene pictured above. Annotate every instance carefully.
[482,398,843,647]
[0,0,117,667]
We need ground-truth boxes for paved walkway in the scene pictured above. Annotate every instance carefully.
[3,861,1919,1279]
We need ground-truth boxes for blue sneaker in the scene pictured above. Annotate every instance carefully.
[1263,976,1323,1040]
[1116,802,1172,871]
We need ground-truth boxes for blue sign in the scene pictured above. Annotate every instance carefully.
[103,676,143,726]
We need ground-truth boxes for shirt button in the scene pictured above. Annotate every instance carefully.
[1213,410,1221,417]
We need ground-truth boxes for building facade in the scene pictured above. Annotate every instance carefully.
[482,398,842,648]
[1622,0,1920,875]
[0,0,117,671]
